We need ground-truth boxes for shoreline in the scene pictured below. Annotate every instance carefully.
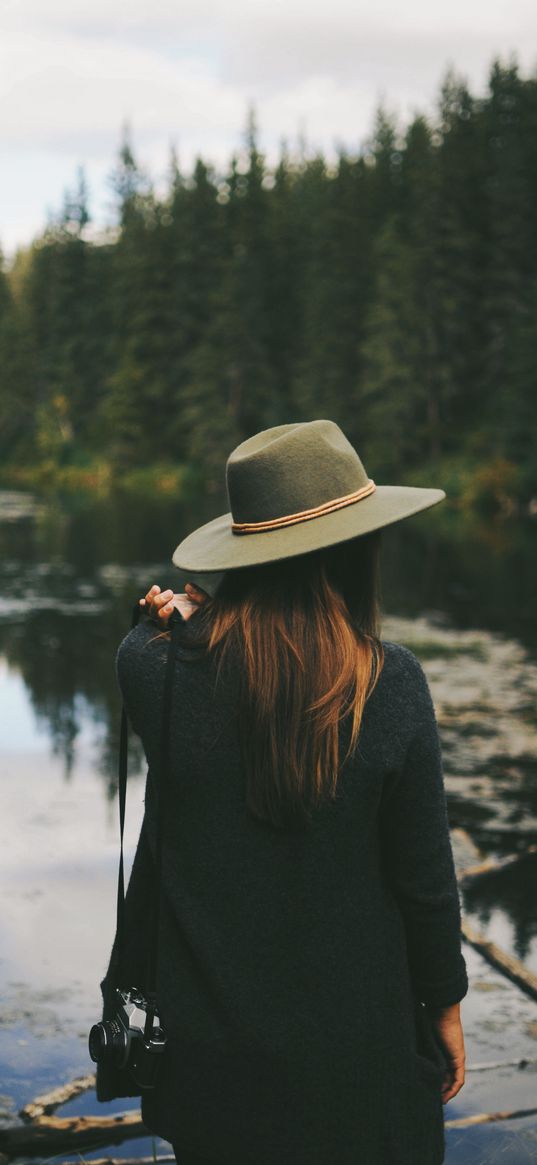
[0,456,535,520]
[0,461,192,500]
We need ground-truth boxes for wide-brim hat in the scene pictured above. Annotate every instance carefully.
[172,420,445,573]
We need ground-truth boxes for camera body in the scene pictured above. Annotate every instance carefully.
[89,987,167,1090]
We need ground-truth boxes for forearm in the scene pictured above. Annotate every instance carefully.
[380,658,469,1009]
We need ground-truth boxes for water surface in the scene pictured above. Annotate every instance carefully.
[1,489,536,1161]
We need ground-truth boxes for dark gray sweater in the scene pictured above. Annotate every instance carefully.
[97,613,468,1165]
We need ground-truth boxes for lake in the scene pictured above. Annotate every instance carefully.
[1,488,536,1163]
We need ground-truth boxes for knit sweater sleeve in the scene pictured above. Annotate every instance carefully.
[114,617,167,741]
[379,648,468,1010]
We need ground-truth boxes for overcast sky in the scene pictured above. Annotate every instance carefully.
[1,0,536,260]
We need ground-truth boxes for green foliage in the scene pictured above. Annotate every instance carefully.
[1,61,537,511]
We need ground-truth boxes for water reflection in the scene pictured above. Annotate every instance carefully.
[462,855,537,967]
[0,604,146,790]
[0,490,201,790]
[383,508,537,650]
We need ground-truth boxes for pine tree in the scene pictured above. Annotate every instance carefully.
[478,59,537,466]
[97,126,168,466]
[264,142,302,417]
[359,217,431,476]
[159,151,227,463]
[181,108,278,486]
[0,249,36,463]
[433,70,485,453]
[12,167,114,461]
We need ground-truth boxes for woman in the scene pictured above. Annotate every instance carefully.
[96,420,467,1165]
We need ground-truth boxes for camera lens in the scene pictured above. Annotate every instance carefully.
[88,1019,128,1065]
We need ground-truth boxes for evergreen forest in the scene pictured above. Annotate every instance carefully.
[1,58,536,512]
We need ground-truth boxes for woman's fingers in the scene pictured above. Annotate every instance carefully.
[151,590,175,620]
[428,1005,465,1106]
[139,583,161,608]
[151,591,199,624]
[185,582,209,605]
[139,586,175,622]
[173,594,200,621]
[441,1058,465,1103]
[138,582,208,625]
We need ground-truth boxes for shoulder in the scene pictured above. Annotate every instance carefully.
[380,639,426,678]
[115,615,212,702]
[115,619,169,697]
[116,619,167,668]
[375,639,435,718]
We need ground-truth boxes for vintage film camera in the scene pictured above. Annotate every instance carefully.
[89,986,167,1089]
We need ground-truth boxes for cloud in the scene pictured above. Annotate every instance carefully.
[1,0,536,254]
[2,0,536,157]
[2,7,534,159]
[4,0,536,43]
[0,28,243,155]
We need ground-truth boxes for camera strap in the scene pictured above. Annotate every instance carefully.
[113,601,140,987]
[114,600,183,1033]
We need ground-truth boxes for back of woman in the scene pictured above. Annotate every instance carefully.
[95,421,468,1165]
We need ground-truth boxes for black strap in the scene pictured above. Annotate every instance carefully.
[145,607,182,1012]
[113,600,183,1028]
[113,600,141,986]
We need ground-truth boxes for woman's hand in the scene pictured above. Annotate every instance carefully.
[139,582,209,627]
[427,1002,466,1104]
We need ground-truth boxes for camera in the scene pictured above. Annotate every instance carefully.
[88,987,167,1090]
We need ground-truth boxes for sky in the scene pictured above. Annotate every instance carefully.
[1,0,536,262]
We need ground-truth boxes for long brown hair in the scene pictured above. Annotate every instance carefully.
[157,531,383,829]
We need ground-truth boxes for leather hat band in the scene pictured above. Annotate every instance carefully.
[232,479,376,535]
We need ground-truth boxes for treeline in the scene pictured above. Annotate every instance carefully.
[1,58,536,505]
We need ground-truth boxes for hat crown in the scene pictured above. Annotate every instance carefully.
[226,420,369,525]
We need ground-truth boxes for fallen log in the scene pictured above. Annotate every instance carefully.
[0,1111,146,1157]
[20,1072,96,1120]
[445,1105,537,1129]
[50,1157,175,1165]
[451,826,482,875]
[458,845,537,883]
[466,1057,536,1072]
[461,918,537,1003]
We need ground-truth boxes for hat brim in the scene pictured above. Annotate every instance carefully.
[171,485,445,573]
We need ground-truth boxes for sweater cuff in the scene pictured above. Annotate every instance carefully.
[413,962,469,1010]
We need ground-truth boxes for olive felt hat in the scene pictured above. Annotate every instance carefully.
[172,420,445,573]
